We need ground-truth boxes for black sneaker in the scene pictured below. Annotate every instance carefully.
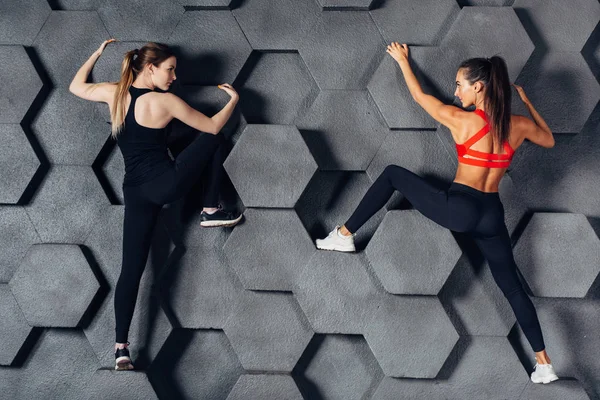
[115,347,134,371]
[200,207,242,228]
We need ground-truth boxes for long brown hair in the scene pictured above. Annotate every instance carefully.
[111,42,175,138]
[458,56,512,145]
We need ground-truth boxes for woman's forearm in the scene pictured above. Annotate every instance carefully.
[396,59,425,102]
[523,100,552,135]
[69,51,101,90]
[210,97,238,133]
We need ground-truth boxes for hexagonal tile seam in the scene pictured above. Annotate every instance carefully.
[99,5,185,43]
[21,7,53,47]
[1,283,33,336]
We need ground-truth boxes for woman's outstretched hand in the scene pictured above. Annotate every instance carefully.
[386,42,409,64]
[218,83,239,102]
[95,38,116,56]
[512,84,530,104]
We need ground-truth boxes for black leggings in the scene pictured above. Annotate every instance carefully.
[115,132,224,343]
[346,165,545,352]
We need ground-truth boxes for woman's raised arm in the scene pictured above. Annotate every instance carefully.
[69,38,116,103]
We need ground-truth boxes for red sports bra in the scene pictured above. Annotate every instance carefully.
[455,109,514,168]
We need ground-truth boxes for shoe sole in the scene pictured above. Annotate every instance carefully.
[316,242,355,253]
[115,356,134,371]
[200,214,243,228]
[531,375,559,384]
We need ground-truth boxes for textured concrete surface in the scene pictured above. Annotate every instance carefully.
[0,125,40,204]
[514,212,600,298]
[224,291,314,372]
[299,334,383,400]
[366,210,462,295]
[224,124,317,207]
[0,46,44,123]
[226,374,303,400]
[9,244,100,327]
[224,208,315,290]
[0,284,32,365]
[1,2,599,399]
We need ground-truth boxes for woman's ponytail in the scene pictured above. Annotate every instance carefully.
[111,49,137,138]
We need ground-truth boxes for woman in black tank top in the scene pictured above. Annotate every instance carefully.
[70,40,243,371]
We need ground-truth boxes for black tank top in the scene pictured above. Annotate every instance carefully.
[117,86,172,187]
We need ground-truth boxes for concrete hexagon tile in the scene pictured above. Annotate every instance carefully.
[514,212,600,298]
[297,11,385,89]
[232,0,321,50]
[366,210,462,295]
[295,171,386,251]
[0,0,51,45]
[295,334,383,400]
[370,0,459,45]
[0,329,100,400]
[295,251,381,334]
[82,370,158,400]
[32,88,109,165]
[0,125,41,204]
[24,166,110,243]
[513,0,600,52]
[513,52,600,134]
[0,207,40,283]
[0,46,44,123]
[168,10,251,85]
[364,295,459,378]
[9,244,100,327]
[224,291,314,372]
[148,329,244,400]
[227,374,303,400]
[296,90,388,171]
[98,0,184,43]
[224,124,317,208]
[0,284,32,365]
[32,11,110,86]
[236,52,319,124]
[224,208,315,291]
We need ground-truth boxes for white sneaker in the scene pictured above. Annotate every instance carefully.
[530,363,559,384]
[316,226,356,252]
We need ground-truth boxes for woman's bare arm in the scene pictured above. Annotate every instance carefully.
[513,84,554,148]
[69,39,116,103]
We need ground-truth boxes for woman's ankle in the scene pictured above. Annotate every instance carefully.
[115,342,128,350]
[339,225,352,237]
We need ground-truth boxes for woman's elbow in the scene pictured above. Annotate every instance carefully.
[545,133,555,148]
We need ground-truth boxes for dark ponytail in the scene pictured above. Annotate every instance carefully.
[458,56,512,145]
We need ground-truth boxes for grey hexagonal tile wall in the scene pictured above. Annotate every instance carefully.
[32,89,109,165]
[224,291,314,372]
[0,284,32,365]
[513,0,600,52]
[0,330,100,400]
[24,166,109,243]
[169,10,252,85]
[514,212,600,298]
[0,46,44,124]
[9,244,100,327]
[364,295,459,378]
[297,11,385,89]
[224,208,315,291]
[226,374,303,400]
[370,0,459,45]
[148,329,244,400]
[366,210,462,295]
[296,90,388,170]
[237,52,319,124]
[2,2,600,399]
[82,370,159,400]
[295,171,387,251]
[298,335,383,400]
[98,0,184,43]
[224,124,317,207]
[0,1,50,45]
[0,207,40,283]
[0,125,41,204]
[32,11,110,86]
[513,52,600,134]
[232,0,321,50]
[295,251,380,334]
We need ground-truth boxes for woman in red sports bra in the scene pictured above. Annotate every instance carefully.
[316,42,558,384]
